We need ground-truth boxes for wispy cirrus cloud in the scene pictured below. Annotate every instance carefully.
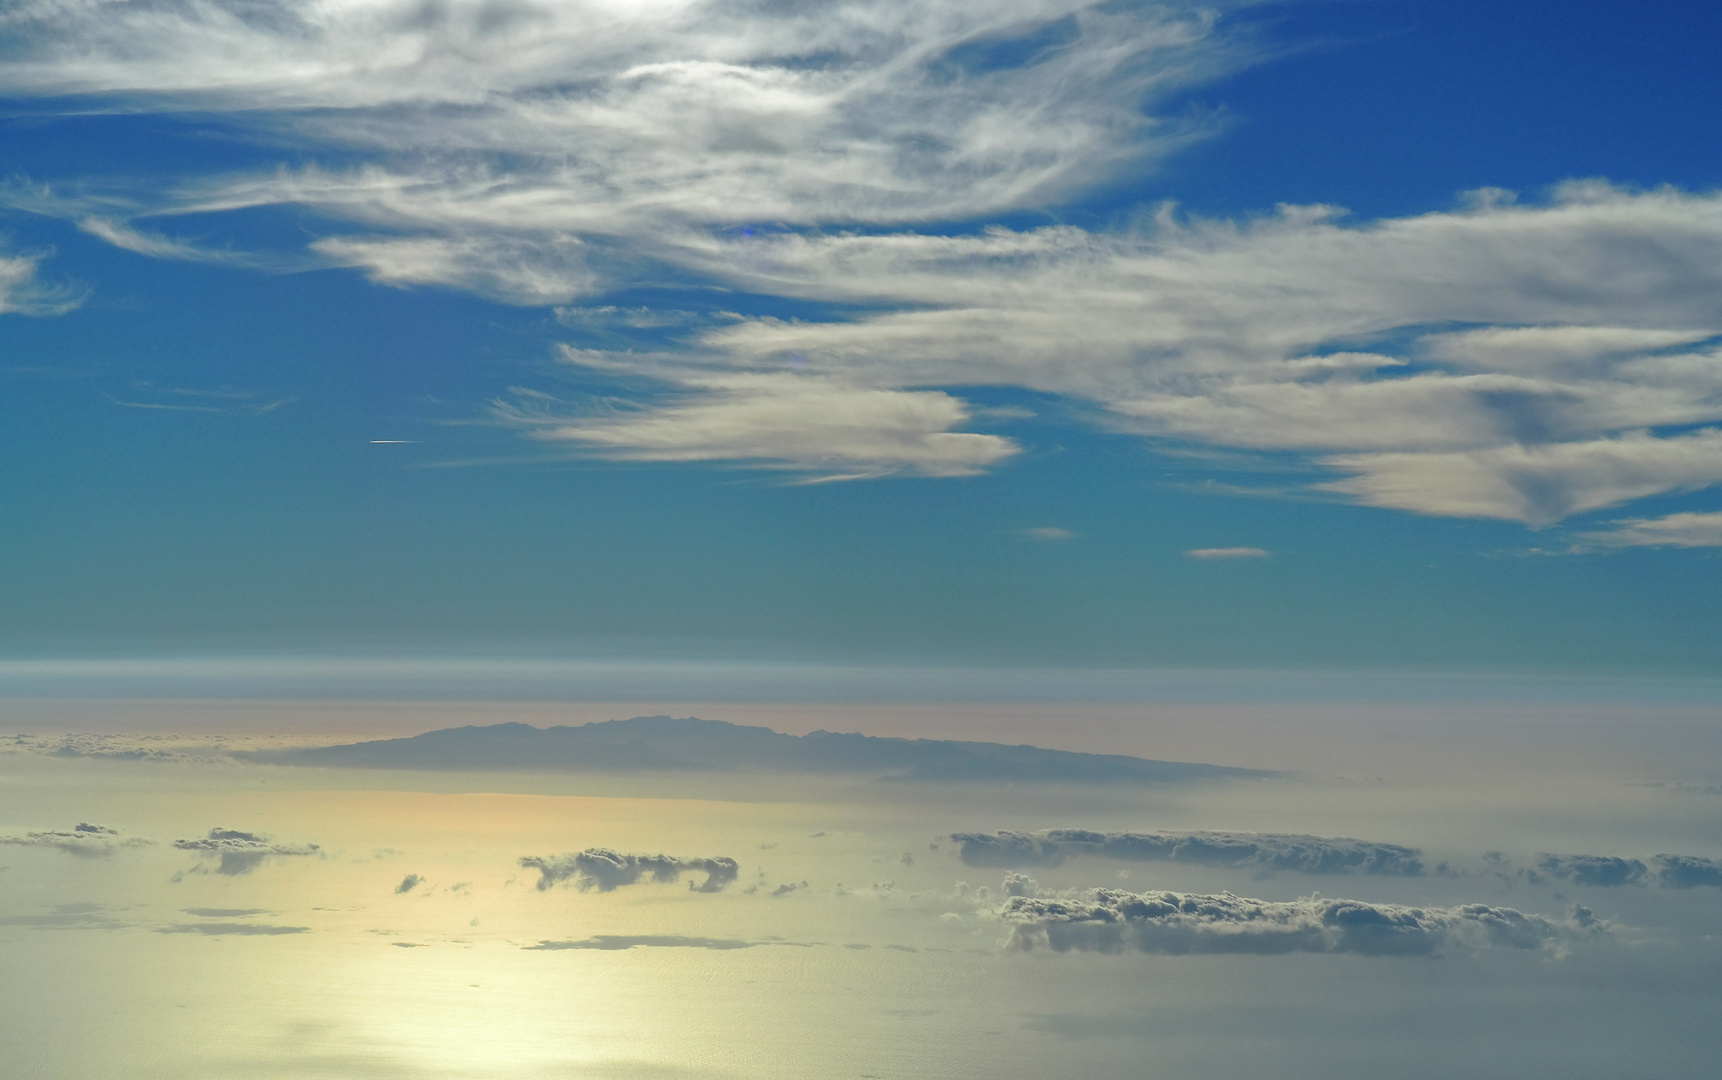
[0,1,1243,227]
[107,384,297,416]
[492,369,1018,479]
[405,184,1722,503]
[0,248,83,316]
[1578,511,1722,549]
[7,6,1722,524]
[677,186,1722,519]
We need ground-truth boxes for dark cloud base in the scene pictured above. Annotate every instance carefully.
[954,829,1424,876]
[0,823,149,858]
[172,827,320,875]
[521,848,740,893]
[157,922,310,936]
[1532,852,1722,889]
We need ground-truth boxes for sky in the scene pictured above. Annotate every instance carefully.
[4,0,1722,679]
[7,10,1722,1076]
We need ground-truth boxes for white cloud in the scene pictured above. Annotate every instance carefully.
[0,248,82,316]
[493,367,1017,478]
[687,187,1722,518]
[8,6,1722,522]
[1321,430,1722,524]
[462,188,1722,502]
[312,233,595,304]
[1185,547,1269,559]
[74,216,274,267]
[1578,510,1722,549]
[2,1,1243,232]
[1022,527,1077,541]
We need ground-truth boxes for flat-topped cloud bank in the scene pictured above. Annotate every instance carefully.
[954,829,1424,876]
[1002,889,1605,957]
[252,715,1270,784]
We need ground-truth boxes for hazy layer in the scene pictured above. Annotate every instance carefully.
[3,699,1721,1079]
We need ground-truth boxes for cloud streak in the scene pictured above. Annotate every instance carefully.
[520,847,741,893]
[1579,511,1722,549]
[1000,888,1603,957]
[526,935,757,951]
[494,370,1018,479]
[952,829,1425,877]
[157,922,311,936]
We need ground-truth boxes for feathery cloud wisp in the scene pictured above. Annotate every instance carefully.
[7,8,1722,522]
[0,249,83,316]
[1579,511,1722,549]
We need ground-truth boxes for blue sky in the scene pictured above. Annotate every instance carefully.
[3,0,1721,675]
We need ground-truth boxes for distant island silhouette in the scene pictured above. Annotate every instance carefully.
[254,715,1272,784]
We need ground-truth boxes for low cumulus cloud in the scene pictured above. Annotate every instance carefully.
[1654,854,1722,890]
[1534,854,1650,888]
[520,847,741,893]
[394,873,424,894]
[1532,852,1722,890]
[952,829,1424,877]
[1000,888,1604,958]
[0,823,149,858]
[172,827,321,875]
